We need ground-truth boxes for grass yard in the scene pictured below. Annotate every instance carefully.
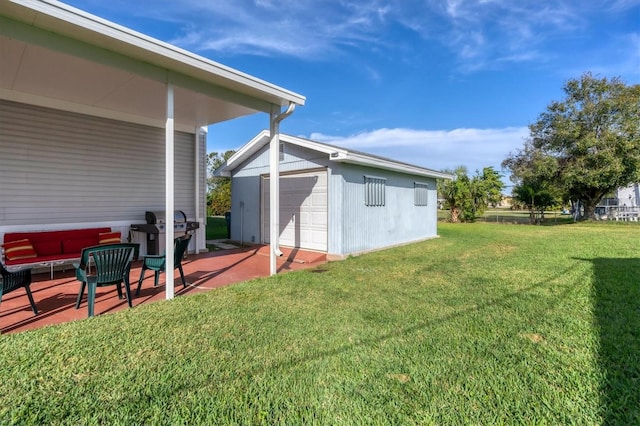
[438,208,575,225]
[1,222,638,424]
[206,215,229,240]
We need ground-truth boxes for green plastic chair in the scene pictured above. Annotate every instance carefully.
[1,261,38,315]
[74,243,139,318]
[136,234,192,296]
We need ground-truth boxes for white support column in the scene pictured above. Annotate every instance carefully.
[165,83,175,300]
[194,127,202,254]
[268,103,296,276]
[269,106,280,276]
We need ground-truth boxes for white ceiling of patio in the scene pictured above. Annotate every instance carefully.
[0,0,305,132]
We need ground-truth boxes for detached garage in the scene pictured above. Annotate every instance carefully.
[216,131,453,260]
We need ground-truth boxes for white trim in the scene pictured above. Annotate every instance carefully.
[269,107,280,275]
[165,83,175,300]
[0,88,182,130]
[2,0,305,107]
[194,129,201,254]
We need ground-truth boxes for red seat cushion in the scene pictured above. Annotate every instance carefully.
[4,239,37,261]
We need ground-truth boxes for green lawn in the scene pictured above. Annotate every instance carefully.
[206,215,229,240]
[438,208,575,225]
[1,222,638,424]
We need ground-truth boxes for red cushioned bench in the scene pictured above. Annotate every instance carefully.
[2,227,121,278]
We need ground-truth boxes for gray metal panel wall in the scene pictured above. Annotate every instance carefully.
[229,175,262,245]
[0,99,196,226]
[327,164,343,255]
[339,164,438,255]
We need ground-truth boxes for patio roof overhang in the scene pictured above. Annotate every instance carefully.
[0,0,306,296]
[0,0,305,131]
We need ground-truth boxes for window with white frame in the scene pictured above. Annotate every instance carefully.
[414,182,429,206]
[364,176,386,206]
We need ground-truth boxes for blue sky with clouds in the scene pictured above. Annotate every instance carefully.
[65,0,639,183]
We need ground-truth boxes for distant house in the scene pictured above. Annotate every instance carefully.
[598,183,640,208]
[595,183,640,220]
[216,131,453,259]
[616,183,640,207]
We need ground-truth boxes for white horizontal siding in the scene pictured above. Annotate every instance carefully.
[0,99,196,227]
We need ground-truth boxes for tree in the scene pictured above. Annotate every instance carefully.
[439,166,505,223]
[503,143,561,222]
[476,167,504,209]
[512,181,558,223]
[207,150,235,216]
[503,72,640,220]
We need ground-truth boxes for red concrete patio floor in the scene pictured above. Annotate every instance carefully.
[1,245,326,335]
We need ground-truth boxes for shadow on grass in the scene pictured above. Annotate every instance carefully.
[578,257,640,424]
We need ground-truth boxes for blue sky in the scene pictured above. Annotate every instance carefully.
[65,0,639,184]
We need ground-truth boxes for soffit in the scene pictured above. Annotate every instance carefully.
[0,0,305,131]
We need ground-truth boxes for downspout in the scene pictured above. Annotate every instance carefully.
[269,102,296,276]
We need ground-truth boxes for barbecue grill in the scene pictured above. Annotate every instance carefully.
[130,210,199,255]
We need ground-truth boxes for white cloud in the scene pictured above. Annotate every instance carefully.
[308,126,529,175]
[72,0,639,76]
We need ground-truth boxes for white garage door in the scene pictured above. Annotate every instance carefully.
[262,169,328,251]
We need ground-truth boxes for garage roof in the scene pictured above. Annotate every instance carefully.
[217,130,454,180]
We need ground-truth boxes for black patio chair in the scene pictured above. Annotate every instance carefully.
[136,234,192,296]
[0,261,38,315]
[74,243,139,317]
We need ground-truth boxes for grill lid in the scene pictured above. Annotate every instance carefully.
[145,210,187,224]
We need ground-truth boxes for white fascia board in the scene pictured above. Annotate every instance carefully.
[223,130,271,171]
[213,169,232,178]
[334,152,454,180]
[222,131,349,174]
[280,134,347,156]
[277,134,451,179]
[4,0,306,108]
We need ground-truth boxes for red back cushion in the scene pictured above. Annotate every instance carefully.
[62,238,98,255]
[33,240,62,256]
[99,231,121,245]
[4,239,37,261]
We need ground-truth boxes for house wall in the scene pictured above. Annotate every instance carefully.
[229,139,439,257]
[0,99,204,251]
[617,183,640,207]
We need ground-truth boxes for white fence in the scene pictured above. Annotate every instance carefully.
[595,205,640,221]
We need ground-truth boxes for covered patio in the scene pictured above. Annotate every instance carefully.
[1,245,326,334]
[1,0,306,306]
